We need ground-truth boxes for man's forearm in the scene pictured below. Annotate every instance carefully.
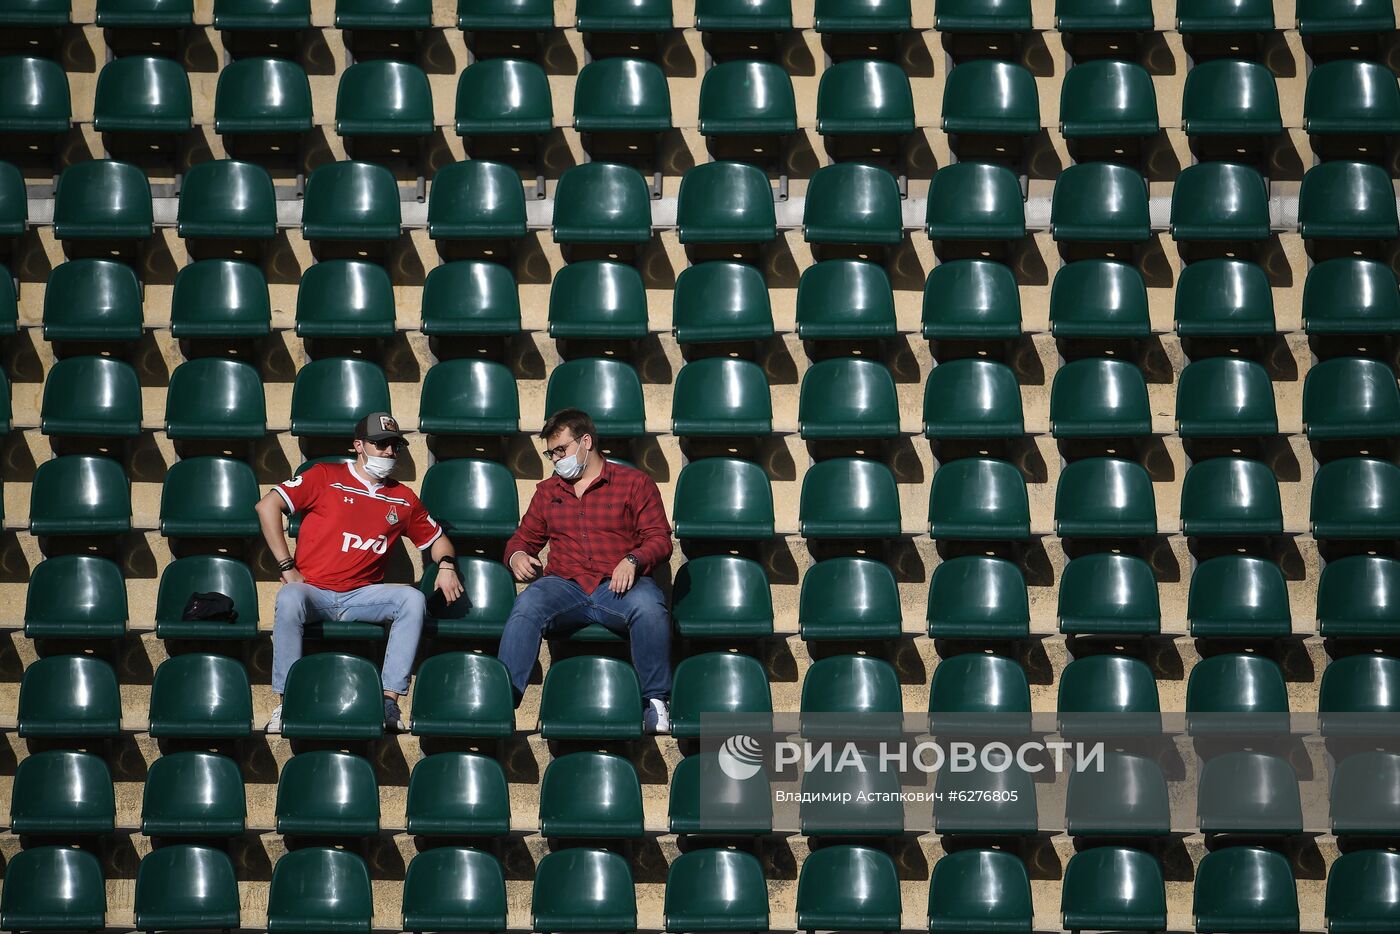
[258,505,292,564]
[429,536,457,563]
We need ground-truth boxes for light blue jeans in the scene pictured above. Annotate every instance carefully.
[271,582,426,695]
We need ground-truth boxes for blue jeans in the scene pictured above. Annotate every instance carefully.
[497,575,672,704]
[271,582,426,695]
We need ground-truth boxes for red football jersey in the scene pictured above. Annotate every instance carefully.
[275,462,442,592]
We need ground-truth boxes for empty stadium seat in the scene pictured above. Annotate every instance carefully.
[801,655,902,737]
[407,753,510,836]
[9,750,115,835]
[29,455,131,536]
[1331,750,1400,835]
[544,357,646,436]
[813,0,908,31]
[402,848,506,934]
[1060,60,1159,138]
[927,555,1028,639]
[1318,554,1400,637]
[409,652,512,738]
[25,554,127,639]
[1327,850,1400,933]
[924,258,1023,339]
[1170,162,1270,241]
[214,58,314,135]
[668,751,773,835]
[1066,751,1170,836]
[1312,458,1400,539]
[422,260,521,335]
[0,55,71,133]
[1304,357,1400,439]
[18,654,121,737]
[935,0,1030,30]
[942,60,1039,136]
[801,750,904,837]
[1176,0,1273,32]
[458,0,550,28]
[455,58,552,137]
[928,652,1031,734]
[799,557,901,640]
[41,356,142,438]
[1297,0,1394,34]
[1055,458,1157,538]
[670,554,773,638]
[697,60,797,138]
[0,847,105,932]
[1304,257,1400,335]
[1299,161,1400,240]
[574,57,671,135]
[53,159,152,240]
[267,848,373,934]
[926,162,1026,241]
[296,260,394,338]
[171,259,271,338]
[533,850,636,934]
[1305,60,1400,137]
[816,59,914,136]
[575,0,670,31]
[804,162,902,245]
[1319,653,1400,734]
[302,161,401,240]
[418,557,518,639]
[671,358,771,436]
[673,261,774,343]
[796,259,896,339]
[540,655,643,739]
[923,359,1023,439]
[1175,258,1275,336]
[155,555,258,640]
[336,60,433,137]
[553,162,651,244]
[1061,847,1165,933]
[0,0,69,26]
[935,757,1037,834]
[289,358,390,436]
[1187,652,1288,736]
[672,458,773,538]
[1180,457,1282,536]
[1198,751,1302,834]
[282,652,384,739]
[334,0,429,28]
[1051,358,1151,437]
[694,0,789,30]
[1059,553,1159,635]
[134,845,240,933]
[664,849,768,934]
[1051,162,1151,242]
[213,0,310,28]
[94,55,191,134]
[141,751,245,836]
[539,751,644,838]
[427,160,527,240]
[670,652,771,738]
[418,359,518,435]
[796,846,901,932]
[1182,59,1282,137]
[927,850,1033,933]
[95,0,190,25]
[548,260,646,338]
[1056,0,1152,31]
[676,161,776,244]
[148,653,253,738]
[165,358,267,439]
[160,456,259,537]
[928,457,1029,540]
[1188,555,1291,638]
[1194,847,1298,933]
[0,278,14,341]
[420,458,518,538]
[799,358,899,438]
[276,751,380,836]
[1050,258,1150,338]
[1058,654,1160,734]
[1177,357,1277,436]
[800,457,901,538]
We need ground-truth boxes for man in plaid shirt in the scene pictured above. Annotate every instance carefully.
[499,408,676,734]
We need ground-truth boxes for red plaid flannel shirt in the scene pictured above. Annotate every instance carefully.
[504,459,674,589]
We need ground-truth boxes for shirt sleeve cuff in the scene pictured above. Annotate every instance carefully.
[273,486,296,513]
[413,525,445,551]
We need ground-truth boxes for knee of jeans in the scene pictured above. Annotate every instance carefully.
[397,587,427,617]
[274,584,312,619]
[629,598,671,632]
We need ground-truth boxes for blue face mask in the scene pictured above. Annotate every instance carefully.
[553,445,588,480]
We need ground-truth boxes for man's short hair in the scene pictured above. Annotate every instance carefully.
[541,408,596,442]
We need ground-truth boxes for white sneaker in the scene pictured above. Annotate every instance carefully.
[644,698,671,735]
[266,704,283,734]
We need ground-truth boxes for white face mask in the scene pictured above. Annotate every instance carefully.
[362,454,396,480]
[553,444,588,481]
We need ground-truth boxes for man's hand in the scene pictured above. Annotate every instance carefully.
[281,568,305,585]
[436,565,465,602]
[608,557,636,594]
[510,551,543,582]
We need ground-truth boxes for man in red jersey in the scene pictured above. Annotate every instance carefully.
[499,408,675,733]
[256,412,464,734]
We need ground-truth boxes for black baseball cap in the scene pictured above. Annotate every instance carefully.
[354,412,408,444]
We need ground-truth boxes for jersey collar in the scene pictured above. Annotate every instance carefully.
[347,461,386,495]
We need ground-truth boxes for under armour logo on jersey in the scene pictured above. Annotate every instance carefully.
[341,532,389,555]
[344,496,355,504]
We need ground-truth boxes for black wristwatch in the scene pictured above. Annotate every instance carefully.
[438,556,458,574]
[624,554,639,566]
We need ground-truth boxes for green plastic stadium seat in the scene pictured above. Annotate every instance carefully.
[289,358,390,436]
[1056,0,1151,30]
[800,750,903,836]
[1182,59,1282,136]
[816,59,914,135]
[302,161,401,240]
[165,358,266,440]
[459,0,550,28]
[801,655,902,737]
[813,0,908,31]
[213,0,310,28]
[668,752,773,835]
[926,162,1025,240]
[800,458,901,538]
[1197,751,1302,834]
[148,653,253,738]
[673,261,773,343]
[677,162,776,243]
[1312,457,1400,539]
[93,56,191,133]
[797,259,896,339]
[1066,751,1169,836]
[796,846,901,932]
[1061,848,1165,933]
[924,359,1023,439]
[296,260,394,338]
[1304,257,1400,335]
[695,0,789,30]
[1331,752,1400,835]
[1187,653,1288,734]
[1177,357,1277,436]
[25,554,127,639]
[1188,555,1290,637]
[1180,457,1282,536]
[422,260,520,335]
[942,60,1039,136]
[141,751,245,836]
[171,259,270,338]
[670,652,772,739]
[9,750,114,835]
[455,59,552,136]
[1194,848,1297,933]
[927,555,1028,639]
[407,754,510,835]
[539,751,643,838]
[41,356,142,438]
[936,0,1030,30]
[924,259,1022,339]
[576,0,670,30]
[1175,258,1274,336]
[1320,653,1400,734]
[0,56,71,133]
[1318,554,1400,637]
[160,456,259,537]
[1299,161,1400,239]
[178,159,276,239]
[267,848,372,934]
[928,653,1031,734]
[799,557,901,640]
[0,847,105,932]
[96,0,190,26]
[410,652,513,737]
[53,160,152,240]
[135,846,240,933]
[336,60,433,136]
[1050,259,1149,338]
[1050,358,1151,437]
[665,849,768,933]
[928,457,1029,540]
[0,0,69,25]
[156,555,258,640]
[1297,0,1394,34]
[403,849,506,934]
[671,554,773,638]
[672,358,772,436]
[335,0,429,28]
[548,260,647,338]
[540,655,643,739]
[419,557,518,639]
[1055,457,1157,537]
[574,57,671,133]
[30,455,131,536]
[214,58,313,134]
[1304,357,1400,439]
[544,357,645,436]
[533,849,636,933]
[1327,850,1400,933]
[1177,0,1273,32]
[18,654,121,738]
[419,359,519,435]
[1058,654,1160,735]
[1060,60,1158,137]
[0,275,15,341]
[1170,162,1270,241]
[927,850,1033,933]
[553,162,651,244]
[282,652,384,739]
[673,457,773,539]
[935,759,1036,833]
[1051,162,1150,241]
[276,751,379,836]
[1058,553,1158,635]
[427,160,527,240]
[1304,60,1400,135]
[804,162,902,245]
[697,60,797,136]
[0,161,22,238]
[420,458,519,538]
[798,358,899,438]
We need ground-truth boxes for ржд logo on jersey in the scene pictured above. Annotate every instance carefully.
[341,532,389,554]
